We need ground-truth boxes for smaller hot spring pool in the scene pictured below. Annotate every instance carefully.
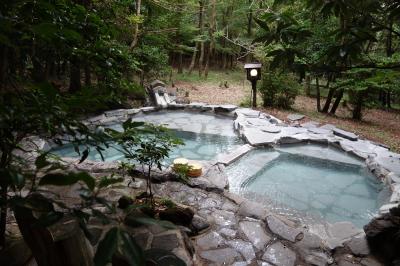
[51,130,243,165]
[225,144,389,228]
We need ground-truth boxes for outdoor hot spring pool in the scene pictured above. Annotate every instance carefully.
[51,111,243,164]
[51,130,242,165]
[225,144,389,228]
[51,111,388,227]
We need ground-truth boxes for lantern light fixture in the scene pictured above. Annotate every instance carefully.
[244,63,262,108]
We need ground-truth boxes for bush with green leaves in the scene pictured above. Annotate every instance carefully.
[107,120,183,209]
[259,71,300,109]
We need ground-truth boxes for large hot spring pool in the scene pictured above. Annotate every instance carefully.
[225,144,389,228]
[51,130,242,165]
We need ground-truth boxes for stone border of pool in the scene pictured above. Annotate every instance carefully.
[20,103,400,265]
[75,103,400,214]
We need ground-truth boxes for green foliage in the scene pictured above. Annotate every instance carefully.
[107,119,183,207]
[173,164,193,184]
[259,71,300,109]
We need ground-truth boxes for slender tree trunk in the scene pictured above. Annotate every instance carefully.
[204,0,216,79]
[188,44,198,74]
[130,0,142,50]
[305,75,311,96]
[322,88,336,113]
[198,0,205,77]
[177,52,183,74]
[329,89,344,115]
[247,0,253,37]
[352,91,365,120]
[316,76,321,112]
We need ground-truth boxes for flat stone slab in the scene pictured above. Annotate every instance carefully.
[266,215,304,243]
[217,144,253,165]
[287,114,305,121]
[326,222,363,249]
[262,242,296,266]
[243,128,280,146]
[235,108,261,118]
[200,248,242,264]
[227,239,256,262]
[239,221,271,250]
[333,128,358,141]
[238,200,268,220]
[214,104,238,112]
[260,125,282,133]
[196,231,225,250]
[345,235,370,256]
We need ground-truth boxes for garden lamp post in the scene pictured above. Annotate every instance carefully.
[244,63,262,108]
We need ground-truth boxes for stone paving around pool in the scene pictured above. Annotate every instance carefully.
[21,101,400,265]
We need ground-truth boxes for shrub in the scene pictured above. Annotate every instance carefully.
[259,71,300,109]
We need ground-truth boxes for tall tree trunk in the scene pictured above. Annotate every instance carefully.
[198,0,205,77]
[322,88,336,113]
[316,76,321,112]
[352,90,366,120]
[386,17,394,57]
[305,74,311,96]
[247,0,253,37]
[177,52,183,74]
[130,0,142,50]
[69,57,81,92]
[329,89,344,115]
[188,44,198,74]
[204,0,216,79]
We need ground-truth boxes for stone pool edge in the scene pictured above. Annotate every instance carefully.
[18,103,400,265]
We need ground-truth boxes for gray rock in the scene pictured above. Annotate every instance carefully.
[238,200,268,220]
[167,103,186,110]
[262,242,296,266]
[227,239,256,262]
[232,262,249,266]
[287,114,305,121]
[243,128,279,146]
[191,215,210,233]
[333,128,358,141]
[151,233,180,251]
[140,106,157,113]
[261,125,282,133]
[200,248,242,264]
[375,152,400,176]
[196,231,224,250]
[295,231,323,250]
[360,257,383,266]
[217,144,253,165]
[387,173,400,184]
[235,108,261,118]
[346,235,370,256]
[214,104,238,113]
[326,222,363,249]
[302,121,320,128]
[219,228,237,238]
[153,85,167,94]
[390,184,400,203]
[308,127,332,135]
[239,220,272,250]
[150,80,166,89]
[305,252,333,266]
[320,124,337,130]
[104,109,128,117]
[258,261,274,266]
[210,209,236,227]
[266,215,304,242]
[127,108,141,115]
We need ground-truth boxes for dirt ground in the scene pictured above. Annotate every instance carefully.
[175,79,400,152]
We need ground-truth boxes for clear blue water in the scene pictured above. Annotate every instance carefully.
[51,130,243,165]
[226,146,388,228]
